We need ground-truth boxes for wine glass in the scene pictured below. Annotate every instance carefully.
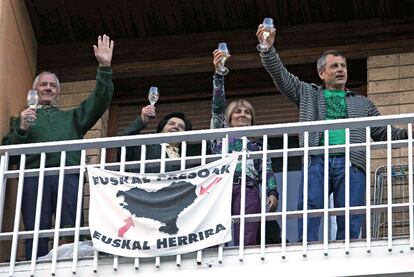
[148,86,159,105]
[215,42,230,76]
[148,86,159,119]
[257,18,274,52]
[26,89,38,125]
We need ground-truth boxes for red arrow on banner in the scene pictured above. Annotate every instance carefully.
[200,177,222,196]
[118,217,135,238]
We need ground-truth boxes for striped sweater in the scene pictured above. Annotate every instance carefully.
[260,47,408,172]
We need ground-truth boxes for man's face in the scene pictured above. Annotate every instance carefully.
[318,54,347,90]
[162,117,186,133]
[36,73,59,105]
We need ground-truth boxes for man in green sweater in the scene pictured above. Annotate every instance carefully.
[2,34,114,259]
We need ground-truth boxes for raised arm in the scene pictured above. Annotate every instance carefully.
[256,24,312,106]
[120,105,156,136]
[211,49,228,130]
[74,35,115,134]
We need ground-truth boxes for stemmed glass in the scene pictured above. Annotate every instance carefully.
[257,18,274,52]
[148,86,159,118]
[215,42,230,76]
[148,86,159,105]
[26,89,38,125]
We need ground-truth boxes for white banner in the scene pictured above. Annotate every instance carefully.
[87,153,238,257]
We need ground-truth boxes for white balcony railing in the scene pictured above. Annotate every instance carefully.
[1,114,414,276]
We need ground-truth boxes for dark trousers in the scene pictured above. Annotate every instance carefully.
[22,174,80,259]
[232,184,260,246]
[297,155,366,242]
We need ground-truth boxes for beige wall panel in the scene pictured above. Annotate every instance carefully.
[0,0,37,139]
[0,0,37,262]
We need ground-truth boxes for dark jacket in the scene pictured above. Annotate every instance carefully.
[119,117,182,173]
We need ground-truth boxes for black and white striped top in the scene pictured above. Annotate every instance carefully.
[260,47,408,172]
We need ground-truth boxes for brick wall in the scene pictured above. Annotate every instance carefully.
[368,52,414,171]
[367,52,414,237]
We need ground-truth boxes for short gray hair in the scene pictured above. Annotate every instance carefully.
[316,50,346,73]
[32,71,61,92]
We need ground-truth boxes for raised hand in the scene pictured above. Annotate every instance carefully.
[140,105,156,124]
[212,49,231,71]
[256,24,276,51]
[93,34,114,67]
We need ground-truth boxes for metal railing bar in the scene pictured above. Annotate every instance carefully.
[259,135,268,260]
[302,131,309,258]
[408,124,414,250]
[238,137,248,262]
[8,154,26,277]
[51,151,67,276]
[323,130,329,256]
[345,128,350,255]
[365,127,372,253]
[2,113,414,156]
[72,150,86,274]
[281,133,288,259]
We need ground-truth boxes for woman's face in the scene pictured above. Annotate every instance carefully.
[230,105,252,127]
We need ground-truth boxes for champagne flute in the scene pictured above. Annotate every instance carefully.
[148,86,159,118]
[215,42,230,76]
[148,86,159,105]
[26,89,38,125]
[257,18,274,52]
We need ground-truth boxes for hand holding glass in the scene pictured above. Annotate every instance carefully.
[257,18,274,52]
[26,89,38,125]
[215,42,230,76]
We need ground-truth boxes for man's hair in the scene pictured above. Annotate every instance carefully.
[156,112,192,133]
[32,71,61,92]
[316,50,346,73]
[225,99,255,126]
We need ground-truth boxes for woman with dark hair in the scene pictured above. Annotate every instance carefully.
[120,107,192,172]
[210,49,279,246]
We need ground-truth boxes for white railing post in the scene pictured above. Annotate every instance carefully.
[302,131,309,258]
[72,150,87,274]
[8,154,26,277]
[238,137,248,262]
[175,141,187,267]
[260,135,268,260]
[196,140,207,265]
[155,144,167,268]
[386,125,393,252]
[30,152,46,276]
[217,135,228,264]
[133,144,147,271]
[345,128,350,255]
[365,127,372,253]
[93,148,107,273]
[323,129,329,256]
[281,133,288,259]
[51,151,66,276]
[408,123,414,250]
[0,153,9,231]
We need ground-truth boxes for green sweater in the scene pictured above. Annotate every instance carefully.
[2,67,114,169]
